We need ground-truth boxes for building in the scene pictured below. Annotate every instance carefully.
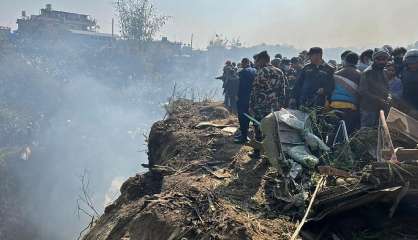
[16,4,98,36]
[0,26,11,41]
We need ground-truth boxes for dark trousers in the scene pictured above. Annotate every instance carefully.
[361,111,379,128]
[328,109,360,145]
[339,109,361,135]
[237,100,250,139]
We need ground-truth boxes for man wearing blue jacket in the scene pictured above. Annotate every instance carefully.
[329,52,361,134]
[234,58,256,144]
[291,47,335,109]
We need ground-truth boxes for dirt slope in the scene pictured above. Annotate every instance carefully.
[82,100,296,240]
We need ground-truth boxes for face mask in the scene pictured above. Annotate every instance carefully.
[374,63,386,70]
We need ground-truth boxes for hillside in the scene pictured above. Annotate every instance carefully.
[82,100,296,240]
[83,100,418,240]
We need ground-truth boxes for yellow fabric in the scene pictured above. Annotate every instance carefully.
[330,101,357,110]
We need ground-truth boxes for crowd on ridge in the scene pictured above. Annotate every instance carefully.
[217,46,418,159]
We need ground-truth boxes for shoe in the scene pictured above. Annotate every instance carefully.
[234,130,242,139]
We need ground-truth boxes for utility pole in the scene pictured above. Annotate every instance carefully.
[111,18,114,37]
[190,33,194,49]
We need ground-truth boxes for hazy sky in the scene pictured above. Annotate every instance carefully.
[1,0,418,49]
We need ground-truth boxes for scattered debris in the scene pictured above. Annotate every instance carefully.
[83,102,418,240]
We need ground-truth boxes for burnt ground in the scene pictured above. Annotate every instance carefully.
[82,100,296,240]
[82,100,418,240]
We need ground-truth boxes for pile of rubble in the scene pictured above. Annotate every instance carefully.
[82,100,418,240]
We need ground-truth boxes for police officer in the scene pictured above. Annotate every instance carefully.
[291,47,335,109]
[235,58,256,144]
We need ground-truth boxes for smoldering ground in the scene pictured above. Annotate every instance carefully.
[4,51,222,239]
[17,75,161,239]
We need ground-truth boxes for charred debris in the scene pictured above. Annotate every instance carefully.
[83,100,418,240]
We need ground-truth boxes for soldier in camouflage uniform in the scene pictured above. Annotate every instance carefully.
[249,51,287,158]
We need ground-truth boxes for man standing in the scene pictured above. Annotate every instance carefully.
[358,49,374,72]
[386,61,403,99]
[217,61,239,112]
[249,51,287,158]
[393,47,407,77]
[329,52,361,134]
[340,50,352,66]
[271,54,281,69]
[234,58,256,144]
[401,49,418,111]
[291,57,303,75]
[359,48,391,127]
[291,47,335,109]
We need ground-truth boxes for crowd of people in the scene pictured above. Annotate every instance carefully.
[217,46,418,159]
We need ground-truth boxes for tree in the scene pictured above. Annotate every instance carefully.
[115,0,169,42]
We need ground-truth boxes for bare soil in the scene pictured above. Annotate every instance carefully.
[82,100,296,240]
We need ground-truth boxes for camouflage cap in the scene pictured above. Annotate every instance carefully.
[372,48,390,60]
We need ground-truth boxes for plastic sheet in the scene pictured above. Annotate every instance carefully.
[277,109,305,130]
[304,131,330,152]
[288,146,319,169]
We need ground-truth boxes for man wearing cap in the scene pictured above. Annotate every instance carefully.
[270,54,282,68]
[358,48,391,127]
[401,49,418,111]
[291,47,335,109]
[249,51,287,158]
[329,52,361,134]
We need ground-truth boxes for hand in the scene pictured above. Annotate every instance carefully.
[384,97,392,106]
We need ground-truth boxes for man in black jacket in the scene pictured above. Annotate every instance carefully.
[393,47,407,77]
[359,48,391,127]
[402,49,418,111]
[291,47,335,109]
